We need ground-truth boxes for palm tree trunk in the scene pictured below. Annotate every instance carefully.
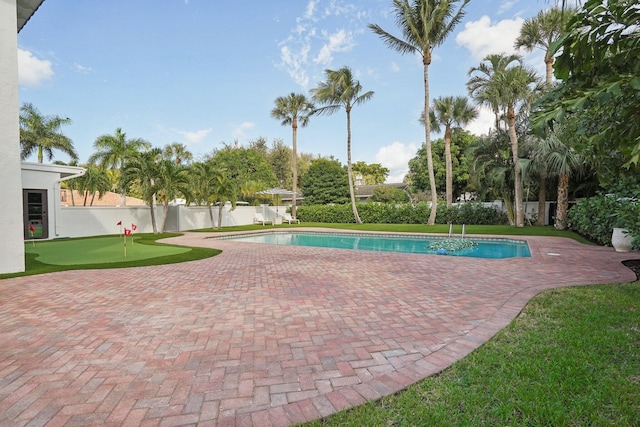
[160,202,169,233]
[346,108,361,224]
[148,197,158,233]
[544,52,554,86]
[424,59,437,225]
[37,146,43,164]
[507,108,524,227]
[291,121,298,218]
[217,204,224,229]
[444,126,453,206]
[536,174,547,226]
[70,189,76,206]
[555,173,569,229]
[90,191,97,206]
[208,205,216,229]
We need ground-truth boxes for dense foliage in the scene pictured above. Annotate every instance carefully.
[301,157,350,205]
[297,202,507,225]
[567,179,640,247]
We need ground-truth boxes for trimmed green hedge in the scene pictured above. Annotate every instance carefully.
[296,202,508,225]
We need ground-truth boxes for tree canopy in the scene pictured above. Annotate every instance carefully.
[301,157,350,205]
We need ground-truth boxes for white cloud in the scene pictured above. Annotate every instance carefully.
[498,0,518,15]
[18,48,54,88]
[314,29,354,65]
[455,15,524,62]
[466,106,496,137]
[277,1,365,89]
[390,62,400,73]
[231,122,255,141]
[73,63,93,74]
[177,128,212,144]
[375,141,419,183]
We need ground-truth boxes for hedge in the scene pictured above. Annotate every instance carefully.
[296,202,508,225]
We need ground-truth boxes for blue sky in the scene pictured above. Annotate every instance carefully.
[18,0,569,182]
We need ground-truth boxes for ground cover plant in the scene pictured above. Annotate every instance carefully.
[0,233,220,279]
[306,282,640,426]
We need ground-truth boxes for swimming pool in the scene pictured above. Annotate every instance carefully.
[216,232,531,259]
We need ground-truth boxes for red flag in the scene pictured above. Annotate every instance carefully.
[117,220,122,226]
[124,228,132,236]
[29,224,35,233]
[131,223,137,231]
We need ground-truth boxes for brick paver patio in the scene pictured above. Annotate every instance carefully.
[1,230,638,426]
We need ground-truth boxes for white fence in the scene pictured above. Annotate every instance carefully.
[54,204,280,239]
[51,201,554,239]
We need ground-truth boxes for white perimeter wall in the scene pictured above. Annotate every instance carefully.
[0,0,26,273]
[55,205,279,238]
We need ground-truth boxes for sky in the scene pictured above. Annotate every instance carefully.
[18,0,571,182]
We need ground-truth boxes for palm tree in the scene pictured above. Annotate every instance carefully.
[89,128,151,206]
[271,93,315,218]
[121,148,162,233]
[311,67,374,224]
[534,129,587,229]
[515,7,573,224]
[426,96,477,206]
[191,162,224,229]
[467,53,522,130]
[515,7,572,86]
[163,142,193,165]
[467,130,517,223]
[155,159,191,233]
[76,164,111,206]
[369,0,470,225]
[468,54,540,227]
[19,103,78,164]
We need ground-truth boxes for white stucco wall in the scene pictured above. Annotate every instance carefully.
[0,0,26,273]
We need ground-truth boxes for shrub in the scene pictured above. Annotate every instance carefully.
[567,194,640,247]
[297,202,507,225]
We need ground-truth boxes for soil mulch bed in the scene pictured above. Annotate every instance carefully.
[622,259,640,280]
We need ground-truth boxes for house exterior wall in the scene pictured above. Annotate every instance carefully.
[0,0,26,273]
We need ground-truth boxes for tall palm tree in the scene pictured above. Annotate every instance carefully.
[467,53,522,130]
[515,7,573,224]
[163,142,193,165]
[19,103,78,164]
[515,7,572,86]
[369,0,470,225]
[155,159,191,233]
[89,128,151,206]
[427,96,478,206]
[468,54,540,227]
[271,93,315,218]
[121,148,162,233]
[311,66,374,224]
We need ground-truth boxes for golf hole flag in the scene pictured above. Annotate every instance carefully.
[124,228,132,236]
[29,224,35,234]
[132,223,137,231]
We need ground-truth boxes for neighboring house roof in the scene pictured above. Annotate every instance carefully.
[60,190,147,207]
[17,0,45,32]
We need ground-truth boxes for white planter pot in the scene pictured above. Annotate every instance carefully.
[612,228,633,252]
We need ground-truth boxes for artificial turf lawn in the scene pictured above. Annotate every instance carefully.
[25,235,189,265]
[0,233,220,279]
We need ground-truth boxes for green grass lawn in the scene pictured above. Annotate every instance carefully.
[1,233,220,279]
[306,282,640,426]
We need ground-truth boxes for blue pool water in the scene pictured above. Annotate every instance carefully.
[217,232,531,259]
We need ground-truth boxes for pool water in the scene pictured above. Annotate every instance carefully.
[217,232,531,259]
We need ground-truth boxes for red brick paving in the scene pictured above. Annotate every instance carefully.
[1,229,638,426]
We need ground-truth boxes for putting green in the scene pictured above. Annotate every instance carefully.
[24,235,190,265]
